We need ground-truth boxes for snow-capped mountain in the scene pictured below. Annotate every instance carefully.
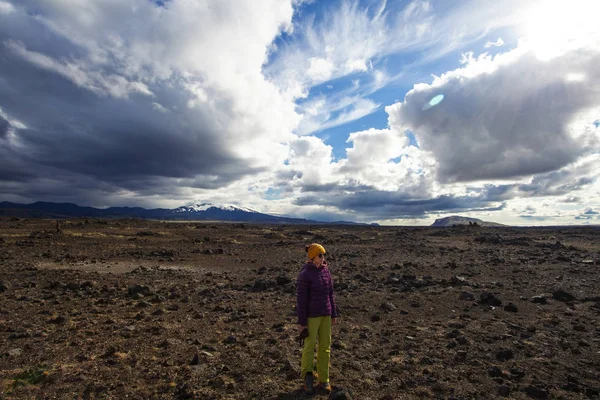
[174,203,258,214]
[167,202,296,222]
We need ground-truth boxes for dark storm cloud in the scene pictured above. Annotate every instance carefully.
[294,189,504,219]
[475,163,596,203]
[519,215,550,221]
[575,211,600,221]
[0,115,8,137]
[518,176,594,197]
[476,184,516,201]
[0,12,264,205]
[293,159,596,219]
[300,182,376,193]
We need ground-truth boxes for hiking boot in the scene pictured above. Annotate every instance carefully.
[316,381,331,393]
[304,372,314,394]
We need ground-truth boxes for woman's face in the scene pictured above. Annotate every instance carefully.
[312,253,325,267]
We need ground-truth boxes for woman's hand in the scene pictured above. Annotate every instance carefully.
[299,325,308,334]
[332,318,336,326]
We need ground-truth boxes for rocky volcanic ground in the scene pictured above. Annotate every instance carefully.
[0,217,599,400]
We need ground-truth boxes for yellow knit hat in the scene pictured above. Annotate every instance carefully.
[305,243,326,260]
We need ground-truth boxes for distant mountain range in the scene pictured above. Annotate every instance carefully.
[0,201,371,225]
[431,215,504,227]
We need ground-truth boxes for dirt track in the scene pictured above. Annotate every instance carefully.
[1,218,599,399]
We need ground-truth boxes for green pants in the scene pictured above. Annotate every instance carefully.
[301,316,332,383]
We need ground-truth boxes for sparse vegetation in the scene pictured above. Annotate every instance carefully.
[12,365,48,388]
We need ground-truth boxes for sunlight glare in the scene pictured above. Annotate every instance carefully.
[520,0,600,61]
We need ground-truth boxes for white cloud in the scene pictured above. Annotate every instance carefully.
[0,107,26,130]
[152,102,169,113]
[266,0,434,91]
[0,1,14,14]
[336,127,432,192]
[387,45,600,183]
[306,57,335,81]
[285,136,337,187]
[296,98,380,135]
[484,37,504,48]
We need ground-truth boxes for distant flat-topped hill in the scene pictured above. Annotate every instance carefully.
[431,215,505,227]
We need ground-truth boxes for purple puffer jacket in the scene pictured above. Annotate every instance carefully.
[296,262,339,326]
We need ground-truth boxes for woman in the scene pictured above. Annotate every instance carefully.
[296,243,339,394]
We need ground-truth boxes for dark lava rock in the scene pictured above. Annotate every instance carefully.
[190,353,200,365]
[151,294,165,303]
[531,295,548,304]
[49,315,67,324]
[498,385,511,397]
[459,291,475,301]
[8,331,31,340]
[175,382,195,399]
[370,314,381,322]
[504,303,518,312]
[198,288,217,298]
[276,275,292,285]
[281,282,295,293]
[586,388,600,398]
[332,340,348,350]
[0,281,10,292]
[509,367,525,380]
[475,234,502,244]
[330,388,354,400]
[223,335,237,344]
[128,284,153,297]
[552,289,576,302]
[134,312,146,321]
[488,366,504,377]
[253,278,275,291]
[480,292,502,306]
[495,349,514,361]
[524,384,549,399]
[446,330,461,339]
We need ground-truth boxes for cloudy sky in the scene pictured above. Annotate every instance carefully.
[1,0,599,225]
